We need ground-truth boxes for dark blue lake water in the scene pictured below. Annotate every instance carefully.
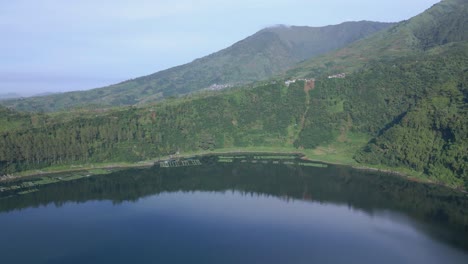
[1,155,467,263]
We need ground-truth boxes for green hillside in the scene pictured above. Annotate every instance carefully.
[0,21,393,112]
[0,0,467,189]
[287,0,468,79]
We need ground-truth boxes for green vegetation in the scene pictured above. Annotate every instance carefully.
[355,68,468,187]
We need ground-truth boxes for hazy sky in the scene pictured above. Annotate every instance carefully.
[0,0,440,95]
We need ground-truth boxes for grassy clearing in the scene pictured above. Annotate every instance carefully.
[301,132,370,165]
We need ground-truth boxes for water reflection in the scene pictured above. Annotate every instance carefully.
[1,155,467,253]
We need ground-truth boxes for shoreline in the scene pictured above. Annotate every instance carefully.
[0,162,155,183]
[1,149,465,193]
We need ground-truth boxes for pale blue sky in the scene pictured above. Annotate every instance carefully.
[0,0,440,95]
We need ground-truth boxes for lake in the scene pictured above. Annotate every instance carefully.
[1,154,467,264]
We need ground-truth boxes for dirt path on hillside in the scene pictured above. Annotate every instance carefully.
[299,79,314,131]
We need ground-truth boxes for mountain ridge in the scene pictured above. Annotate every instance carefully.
[0,21,395,112]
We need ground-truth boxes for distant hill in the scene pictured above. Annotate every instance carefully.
[0,21,394,112]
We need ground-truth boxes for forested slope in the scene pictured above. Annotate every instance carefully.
[355,45,468,186]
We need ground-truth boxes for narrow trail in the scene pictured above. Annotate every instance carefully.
[299,79,314,132]
[288,79,314,145]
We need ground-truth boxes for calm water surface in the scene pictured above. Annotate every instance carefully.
[1,155,467,264]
